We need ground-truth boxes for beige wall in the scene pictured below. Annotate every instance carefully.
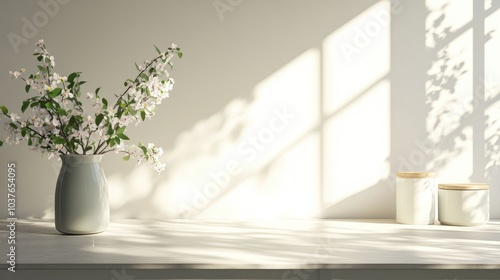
[0,0,499,219]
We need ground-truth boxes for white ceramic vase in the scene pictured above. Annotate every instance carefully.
[55,154,109,234]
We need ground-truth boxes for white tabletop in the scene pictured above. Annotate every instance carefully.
[1,219,499,270]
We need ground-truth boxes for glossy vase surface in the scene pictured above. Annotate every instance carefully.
[55,154,109,234]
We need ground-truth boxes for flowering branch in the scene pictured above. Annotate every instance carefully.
[0,40,182,172]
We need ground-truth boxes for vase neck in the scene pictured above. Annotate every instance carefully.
[60,154,103,164]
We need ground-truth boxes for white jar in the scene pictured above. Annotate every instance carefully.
[396,171,436,225]
[438,184,490,226]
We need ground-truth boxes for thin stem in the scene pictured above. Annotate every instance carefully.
[113,55,163,109]
[96,142,109,154]
[41,96,74,154]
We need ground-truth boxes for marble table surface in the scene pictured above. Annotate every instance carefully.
[1,219,499,270]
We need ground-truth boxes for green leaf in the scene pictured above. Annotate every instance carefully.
[95,87,101,95]
[122,154,131,161]
[21,101,30,113]
[140,110,146,121]
[140,73,149,81]
[48,88,62,98]
[9,123,18,129]
[135,62,140,71]
[30,102,39,108]
[53,137,66,144]
[68,72,78,83]
[154,45,162,55]
[140,145,147,156]
[25,84,31,93]
[45,102,53,109]
[68,116,76,127]
[57,108,67,116]
[37,65,47,74]
[21,128,27,137]
[78,81,86,86]
[177,52,183,58]
[112,137,122,147]
[127,107,137,116]
[95,114,104,126]
[28,138,32,146]
[116,126,126,135]
[0,105,8,114]
[37,56,43,61]
[117,133,129,140]
[102,98,108,108]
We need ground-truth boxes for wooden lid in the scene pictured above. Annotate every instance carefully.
[396,171,436,178]
[438,183,489,190]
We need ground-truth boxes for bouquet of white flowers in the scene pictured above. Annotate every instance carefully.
[1,40,182,173]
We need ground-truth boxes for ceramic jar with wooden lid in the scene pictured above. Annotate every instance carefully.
[438,183,490,226]
[396,171,437,225]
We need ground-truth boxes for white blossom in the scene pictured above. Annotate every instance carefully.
[52,118,60,127]
[47,152,56,160]
[10,113,20,122]
[9,71,21,79]
[43,84,52,91]
[49,56,55,67]
[61,89,73,99]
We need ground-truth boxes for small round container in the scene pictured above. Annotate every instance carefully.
[396,171,436,225]
[438,183,490,226]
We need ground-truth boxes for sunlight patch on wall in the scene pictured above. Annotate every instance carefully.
[202,134,320,219]
[324,80,390,205]
[147,48,320,218]
[322,0,390,115]
[321,1,391,209]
